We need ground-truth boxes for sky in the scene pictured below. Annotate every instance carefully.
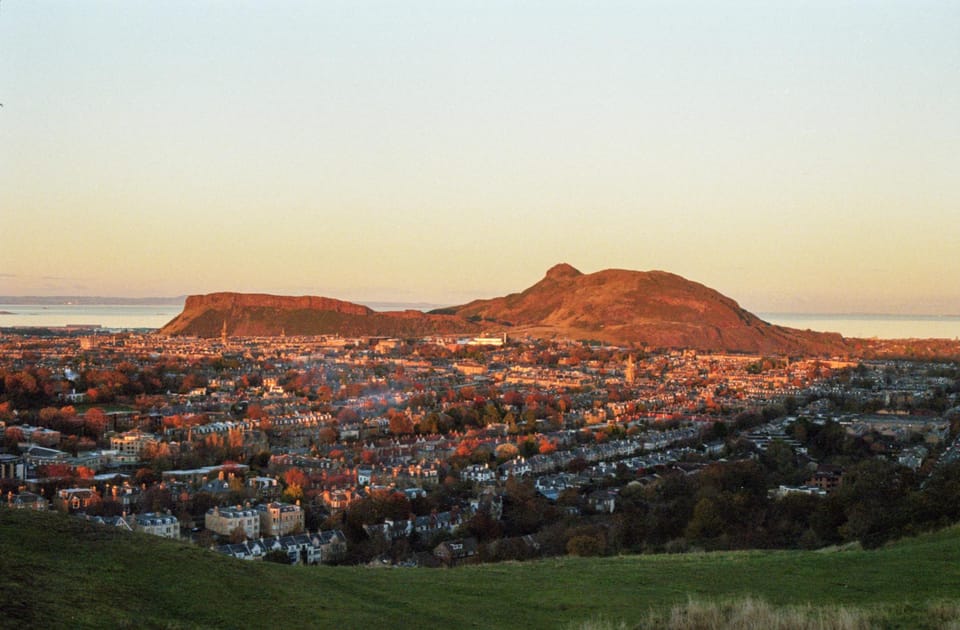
[1,1,958,314]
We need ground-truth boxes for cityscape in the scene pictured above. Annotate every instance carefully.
[2,318,958,565]
[2,1,958,628]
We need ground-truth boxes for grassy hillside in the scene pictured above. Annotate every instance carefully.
[2,509,959,629]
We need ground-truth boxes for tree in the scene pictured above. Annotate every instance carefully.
[317,427,338,444]
[836,459,909,548]
[685,497,725,541]
[74,466,96,480]
[537,439,557,455]
[761,440,804,486]
[482,403,501,427]
[283,467,308,503]
[518,438,539,459]
[264,549,292,564]
[83,408,108,439]
[566,533,605,557]
[38,407,61,427]
[229,525,248,544]
[494,443,519,463]
[460,510,503,542]
[645,473,696,546]
[284,467,308,488]
[388,411,414,435]
[39,463,73,479]
[3,426,24,450]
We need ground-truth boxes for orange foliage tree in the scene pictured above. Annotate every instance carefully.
[83,408,108,439]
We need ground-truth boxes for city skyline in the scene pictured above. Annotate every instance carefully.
[1,2,958,314]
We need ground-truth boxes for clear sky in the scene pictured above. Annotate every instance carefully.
[1,1,958,313]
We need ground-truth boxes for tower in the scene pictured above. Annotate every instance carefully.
[221,320,228,345]
[624,354,636,385]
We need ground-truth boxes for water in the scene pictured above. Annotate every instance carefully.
[0,304,184,330]
[2,303,957,339]
[760,313,960,340]
[0,301,439,330]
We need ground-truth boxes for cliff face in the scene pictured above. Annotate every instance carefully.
[159,293,479,338]
[180,293,373,316]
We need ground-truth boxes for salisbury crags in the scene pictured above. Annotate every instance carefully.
[159,292,479,338]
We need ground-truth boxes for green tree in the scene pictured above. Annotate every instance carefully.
[263,549,292,564]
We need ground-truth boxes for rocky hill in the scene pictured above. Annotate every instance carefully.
[160,266,849,354]
[437,263,848,354]
[159,292,479,338]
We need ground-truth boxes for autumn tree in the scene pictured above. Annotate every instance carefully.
[83,408,108,439]
[387,409,414,435]
[39,463,74,479]
[282,467,308,502]
[317,426,338,444]
[74,466,96,480]
[38,407,61,427]
[3,426,24,450]
[494,442,519,463]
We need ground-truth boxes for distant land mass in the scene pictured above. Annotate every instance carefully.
[0,295,186,306]
[161,264,854,355]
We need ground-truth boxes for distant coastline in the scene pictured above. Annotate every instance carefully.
[759,313,960,340]
[0,295,186,306]
[759,312,960,320]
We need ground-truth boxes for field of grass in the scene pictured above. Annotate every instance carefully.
[2,508,959,629]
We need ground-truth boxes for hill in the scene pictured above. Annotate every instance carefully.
[159,292,479,338]
[3,508,960,628]
[440,264,848,354]
[160,266,850,354]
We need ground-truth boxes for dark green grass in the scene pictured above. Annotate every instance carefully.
[2,509,958,629]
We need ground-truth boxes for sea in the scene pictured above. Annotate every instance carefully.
[1,304,958,340]
[0,304,186,330]
[757,313,960,340]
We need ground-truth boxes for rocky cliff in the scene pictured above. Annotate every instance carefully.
[159,292,479,338]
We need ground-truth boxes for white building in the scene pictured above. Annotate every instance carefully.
[135,512,180,539]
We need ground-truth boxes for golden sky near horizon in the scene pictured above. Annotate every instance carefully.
[1,2,958,314]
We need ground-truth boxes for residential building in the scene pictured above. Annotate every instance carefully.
[54,487,101,513]
[6,491,47,510]
[136,512,180,539]
[110,431,159,460]
[205,505,260,539]
[257,501,305,536]
[433,537,479,566]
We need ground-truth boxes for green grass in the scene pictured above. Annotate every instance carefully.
[2,509,959,629]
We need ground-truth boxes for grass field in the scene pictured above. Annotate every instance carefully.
[2,508,958,629]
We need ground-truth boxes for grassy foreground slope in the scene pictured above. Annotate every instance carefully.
[2,509,959,629]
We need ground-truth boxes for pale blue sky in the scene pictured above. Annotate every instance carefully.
[1,1,958,313]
